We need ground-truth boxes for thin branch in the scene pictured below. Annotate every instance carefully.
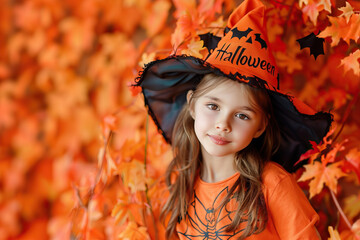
[88,130,113,197]
[330,189,352,230]
[70,129,113,238]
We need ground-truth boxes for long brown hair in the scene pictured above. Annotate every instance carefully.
[161,74,280,239]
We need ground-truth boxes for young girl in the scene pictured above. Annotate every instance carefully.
[135,0,332,239]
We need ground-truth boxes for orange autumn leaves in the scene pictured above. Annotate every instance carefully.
[1,0,170,239]
[298,128,349,198]
[0,0,360,239]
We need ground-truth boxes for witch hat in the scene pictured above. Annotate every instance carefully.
[135,0,332,172]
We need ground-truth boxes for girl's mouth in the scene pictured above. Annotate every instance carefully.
[208,135,231,145]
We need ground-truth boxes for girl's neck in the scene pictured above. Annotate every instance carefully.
[200,148,237,183]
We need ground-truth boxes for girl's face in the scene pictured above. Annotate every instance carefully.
[188,79,267,160]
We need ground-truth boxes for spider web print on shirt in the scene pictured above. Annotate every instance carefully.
[177,186,246,239]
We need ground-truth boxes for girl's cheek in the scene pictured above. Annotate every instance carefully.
[195,105,211,117]
[201,110,218,123]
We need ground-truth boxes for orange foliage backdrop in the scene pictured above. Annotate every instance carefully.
[0,0,359,239]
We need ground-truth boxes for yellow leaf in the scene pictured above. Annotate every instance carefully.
[298,161,347,198]
[181,39,205,58]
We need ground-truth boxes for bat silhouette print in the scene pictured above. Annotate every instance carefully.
[254,33,267,49]
[177,186,245,239]
[230,27,252,41]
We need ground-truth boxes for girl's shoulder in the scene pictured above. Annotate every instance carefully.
[262,162,296,192]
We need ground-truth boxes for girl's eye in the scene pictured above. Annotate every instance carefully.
[207,104,219,111]
[235,113,249,120]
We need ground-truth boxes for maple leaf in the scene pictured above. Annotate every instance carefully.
[181,39,205,58]
[171,12,196,50]
[328,226,341,240]
[298,161,347,198]
[339,1,354,23]
[299,0,333,25]
[340,49,360,76]
[302,2,320,25]
[119,160,147,193]
[318,14,360,46]
[118,222,150,240]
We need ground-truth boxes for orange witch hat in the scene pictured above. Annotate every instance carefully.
[134,0,332,172]
[206,0,279,89]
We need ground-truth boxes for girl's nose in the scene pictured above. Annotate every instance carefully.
[215,115,231,132]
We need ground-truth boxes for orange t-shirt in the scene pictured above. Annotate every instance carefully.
[176,162,319,239]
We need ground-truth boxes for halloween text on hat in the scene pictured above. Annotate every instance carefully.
[213,27,277,77]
